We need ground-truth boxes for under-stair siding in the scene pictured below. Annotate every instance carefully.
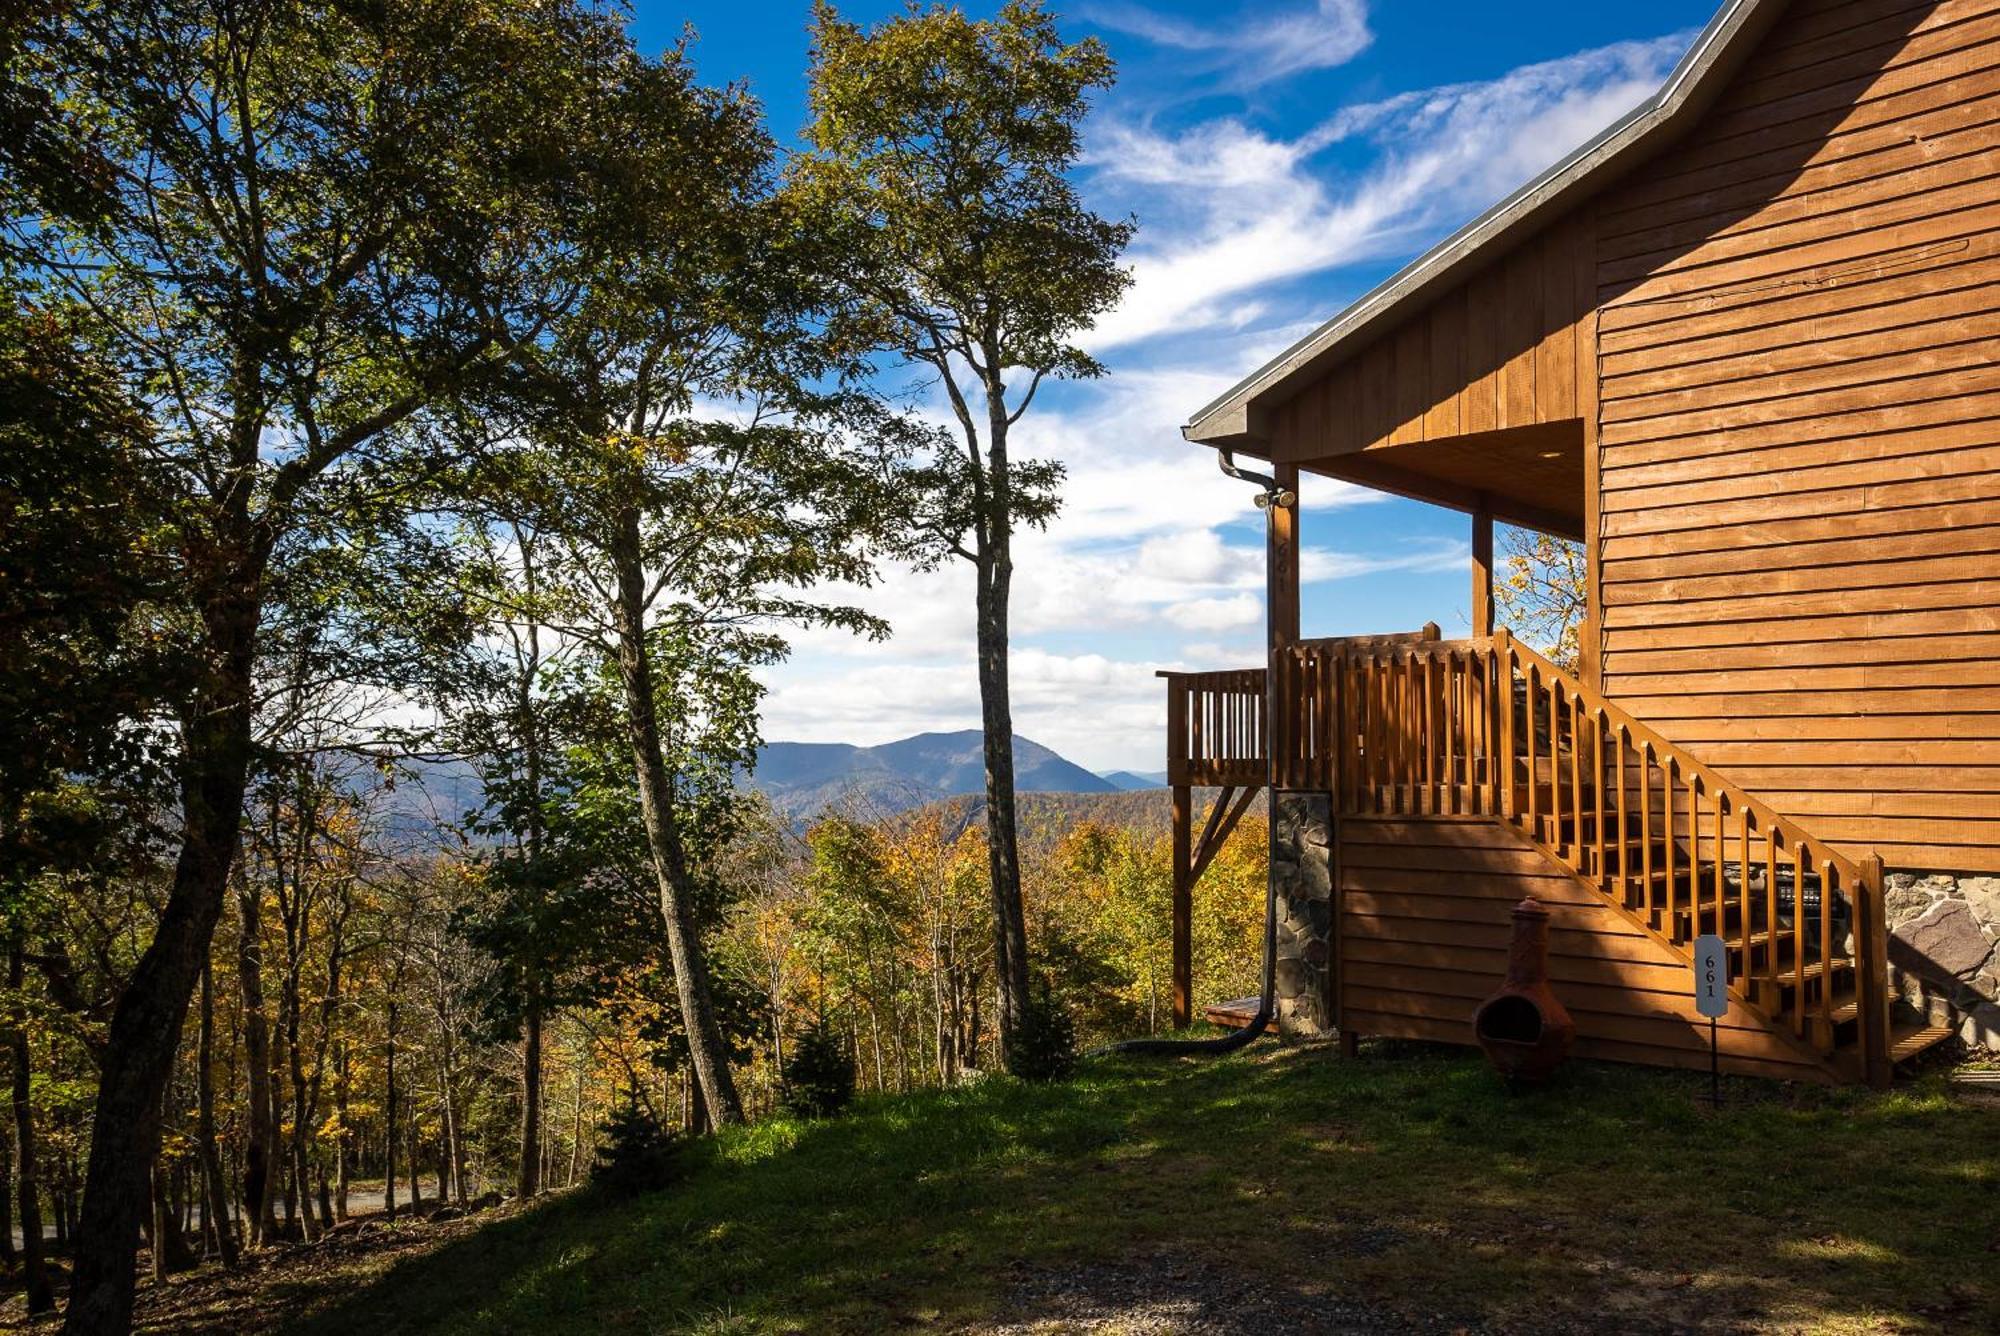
[1338,815,1834,1082]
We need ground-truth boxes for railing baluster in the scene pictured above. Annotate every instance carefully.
[1738,804,1753,994]
[1639,742,1654,919]
[1591,711,1607,891]
[1661,759,1676,935]
[1445,652,1460,815]
[1792,839,1807,1038]
[1819,855,1836,1046]
[1524,663,1540,835]
[1763,824,1779,1008]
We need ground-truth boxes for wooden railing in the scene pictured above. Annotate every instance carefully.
[1160,668,1266,786]
[1162,626,1893,1085]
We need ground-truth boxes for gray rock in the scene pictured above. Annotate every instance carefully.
[1960,1002,2000,1052]
[1963,877,2000,930]
[1885,881,1937,926]
[1899,898,1996,979]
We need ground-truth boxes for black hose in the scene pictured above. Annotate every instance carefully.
[1085,448,1284,1060]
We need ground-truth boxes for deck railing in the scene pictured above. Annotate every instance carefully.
[1163,626,1892,1086]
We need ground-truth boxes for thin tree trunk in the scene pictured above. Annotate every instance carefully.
[149,1147,196,1276]
[383,996,399,1222]
[236,872,276,1246]
[519,1000,542,1198]
[0,1112,15,1266]
[333,1039,349,1221]
[10,939,53,1313]
[567,1059,584,1188]
[405,1120,422,1213]
[608,518,742,1125]
[197,960,238,1267]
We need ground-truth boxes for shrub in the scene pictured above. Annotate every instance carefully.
[591,1092,681,1196]
[1005,982,1077,1082]
[782,1016,857,1118]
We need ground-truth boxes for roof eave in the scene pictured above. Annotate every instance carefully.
[1182,0,1785,448]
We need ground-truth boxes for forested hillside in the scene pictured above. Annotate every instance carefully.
[0,1,1174,1327]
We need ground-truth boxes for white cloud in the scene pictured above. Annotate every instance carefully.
[754,25,1693,770]
[1163,593,1261,632]
[1087,0,1373,88]
[1083,32,1690,352]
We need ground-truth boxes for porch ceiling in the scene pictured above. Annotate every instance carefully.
[1299,421,1585,540]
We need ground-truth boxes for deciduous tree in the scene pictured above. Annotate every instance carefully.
[798,0,1133,1064]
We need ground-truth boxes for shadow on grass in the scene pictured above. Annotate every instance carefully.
[282,1044,2000,1335]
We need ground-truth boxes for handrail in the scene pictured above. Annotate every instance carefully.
[1489,632,1889,1086]
[1159,627,1891,1085]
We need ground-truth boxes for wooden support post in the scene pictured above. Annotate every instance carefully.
[1267,464,1300,785]
[1856,852,1892,1090]
[1171,784,1192,1030]
[1268,464,1300,652]
[1471,499,1494,638]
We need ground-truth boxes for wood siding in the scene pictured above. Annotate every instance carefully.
[1594,0,2000,874]
[1337,816,1832,1080]
[1268,214,1597,463]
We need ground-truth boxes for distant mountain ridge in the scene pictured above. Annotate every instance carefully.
[750,730,1120,821]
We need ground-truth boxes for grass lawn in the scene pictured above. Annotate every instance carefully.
[277,1041,2000,1335]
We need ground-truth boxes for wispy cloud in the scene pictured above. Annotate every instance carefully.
[759,22,1694,770]
[1086,0,1373,88]
[1083,32,1691,352]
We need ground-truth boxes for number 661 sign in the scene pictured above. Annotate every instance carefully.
[1694,934,1729,1018]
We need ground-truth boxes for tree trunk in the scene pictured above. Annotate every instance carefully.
[66,568,259,1335]
[149,1153,196,1276]
[196,960,238,1267]
[607,517,742,1125]
[333,1039,349,1221]
[0,1113,15,1266]
[405,1119,422,1213]
[10,939,53,1313]
[518,999,541,1198]
[383,997,399,1222]
[235,872,277,1247]
[973,506,1031,1064]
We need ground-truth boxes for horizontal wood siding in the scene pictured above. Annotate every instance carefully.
[1269,215,1597,461]
[1594,0,2000,874]
[1337,817,1831,1081]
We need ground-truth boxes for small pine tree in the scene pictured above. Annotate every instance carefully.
[591,1091,681,1196]
[781,1017,856,1118]
[1006,981,1077,1083]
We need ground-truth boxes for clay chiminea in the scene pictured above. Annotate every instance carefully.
[1473,897,1576,1082]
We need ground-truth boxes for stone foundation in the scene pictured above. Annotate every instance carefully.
[1272,791,1335,1040]
[1884,872,2000,1051]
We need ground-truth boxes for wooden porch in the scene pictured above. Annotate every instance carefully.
[1161,627,1952,1087]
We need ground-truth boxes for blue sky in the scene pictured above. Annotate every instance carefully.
[629,0,1716,773]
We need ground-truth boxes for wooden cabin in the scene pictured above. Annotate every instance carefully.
[1163,0,2000,1086]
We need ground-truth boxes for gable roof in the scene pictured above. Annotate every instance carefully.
[1182,0,1791,448]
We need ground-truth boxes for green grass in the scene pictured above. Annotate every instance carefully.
[283,1042,2000,1334]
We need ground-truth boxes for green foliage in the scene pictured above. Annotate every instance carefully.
[0,305,184,892]
[1004,981,1076,1083]
[591,1093,682,1198]
[780,1017,856,1119]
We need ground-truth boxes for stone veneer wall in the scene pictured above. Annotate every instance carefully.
[1885,872,2000,1051]
[1271,791,1335,1041]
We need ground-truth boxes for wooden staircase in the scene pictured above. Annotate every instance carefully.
[1261,629,1956,1086]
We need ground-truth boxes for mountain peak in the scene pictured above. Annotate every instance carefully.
[750,731,1116,820]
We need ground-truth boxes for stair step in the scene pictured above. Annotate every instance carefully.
[1890,1023,1955,1064]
